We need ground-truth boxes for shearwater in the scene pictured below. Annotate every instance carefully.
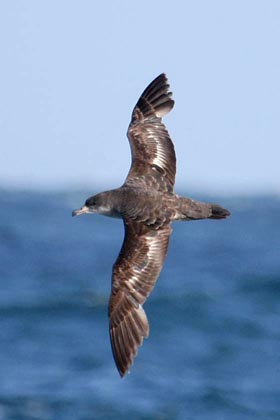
[72,74,230,377]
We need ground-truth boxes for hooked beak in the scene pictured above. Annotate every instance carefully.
[72,206,89,217]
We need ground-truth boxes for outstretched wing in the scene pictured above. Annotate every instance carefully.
[109,218,172,377]
[126,73,176,191]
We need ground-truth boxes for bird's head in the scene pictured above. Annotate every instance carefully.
[72,193,101,217]
[72,191,117,217]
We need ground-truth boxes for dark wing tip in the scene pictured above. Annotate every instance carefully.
[132,73,175,122]
[109,294,149,377]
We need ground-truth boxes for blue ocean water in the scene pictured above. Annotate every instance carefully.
[0,189,280,420]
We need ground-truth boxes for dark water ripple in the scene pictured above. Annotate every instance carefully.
[0,190,280,419]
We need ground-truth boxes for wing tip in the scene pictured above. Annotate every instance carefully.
[132,73,174,121]
[110,302,149,378]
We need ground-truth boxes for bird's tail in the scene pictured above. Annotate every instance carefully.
[209,204,231,219]
[174,197,231,221]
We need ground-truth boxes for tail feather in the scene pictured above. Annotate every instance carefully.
[210,204,231,219]
[175,197,231,221]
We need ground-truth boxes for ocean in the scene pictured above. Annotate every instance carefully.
[0,189,279,420]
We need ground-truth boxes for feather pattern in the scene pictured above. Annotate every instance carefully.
[109,219,172,377]
[126,73,176,192]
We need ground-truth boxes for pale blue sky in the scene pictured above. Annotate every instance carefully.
[0,1,279,193]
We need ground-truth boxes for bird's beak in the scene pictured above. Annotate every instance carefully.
[72,206,89,217]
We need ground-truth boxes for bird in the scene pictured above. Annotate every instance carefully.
[72,73,230,377]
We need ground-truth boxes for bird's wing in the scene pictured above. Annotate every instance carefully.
[126,73,176,192]
[109,218,172,377]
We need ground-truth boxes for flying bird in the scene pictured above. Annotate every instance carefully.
[72,74,230,377]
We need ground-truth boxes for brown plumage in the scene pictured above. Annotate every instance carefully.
[72,74,231,377]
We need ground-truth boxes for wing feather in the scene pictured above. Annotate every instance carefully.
[109,219,172,377]
[126,74,176,191]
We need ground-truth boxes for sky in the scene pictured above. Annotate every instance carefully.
[0,1,279,194]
